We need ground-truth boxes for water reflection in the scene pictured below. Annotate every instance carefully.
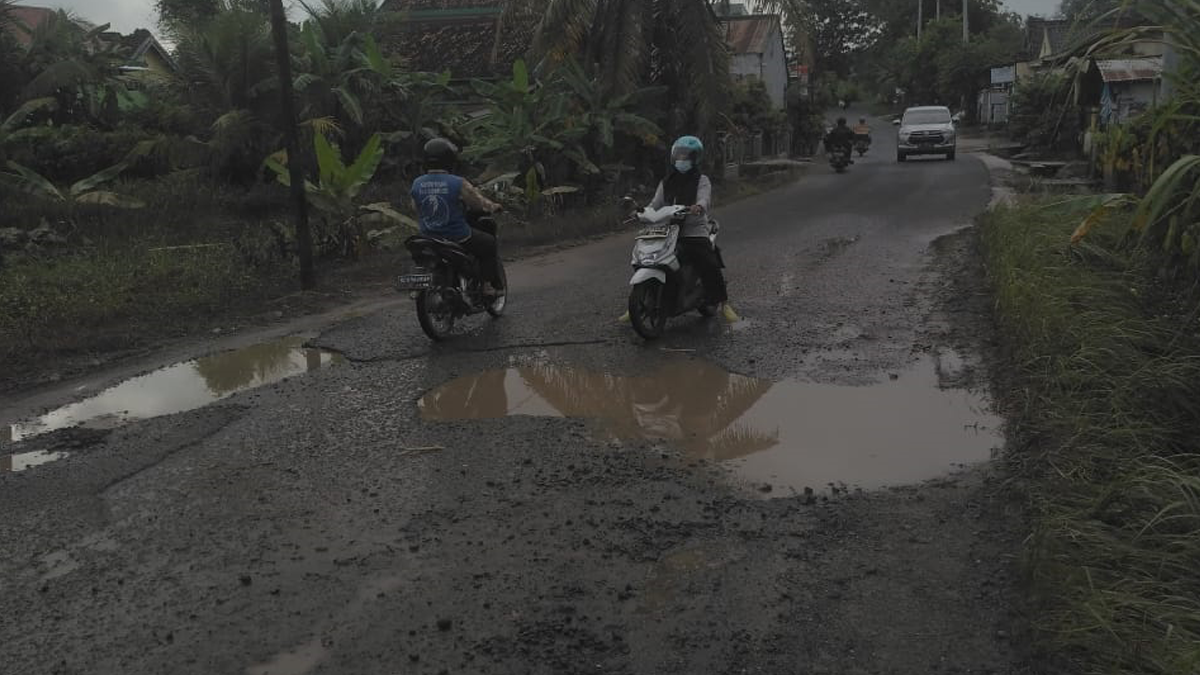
[0,450,69,473]
[420,362,778,461]
[8,337,342,442]
[419,358,1002,492]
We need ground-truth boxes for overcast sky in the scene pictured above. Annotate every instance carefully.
[38,0,1063,37]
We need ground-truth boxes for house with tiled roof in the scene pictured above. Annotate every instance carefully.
[724,14,788,110]
[378,0,532,81]
[3,5,58,46]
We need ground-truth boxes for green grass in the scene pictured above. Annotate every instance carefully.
[0,245,288,359]
[980,197,1200,674]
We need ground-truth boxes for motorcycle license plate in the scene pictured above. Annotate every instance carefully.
[637,225,670,238]
[396,273,432,290]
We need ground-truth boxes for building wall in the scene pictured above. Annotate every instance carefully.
[760,24,788,110]
[728,24,787,110]
[1116,80,1159,120]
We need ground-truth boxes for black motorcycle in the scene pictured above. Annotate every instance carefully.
[397,215,507,341]
[828,145,852,173]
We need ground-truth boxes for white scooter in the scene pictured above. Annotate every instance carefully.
[625,203,721,340]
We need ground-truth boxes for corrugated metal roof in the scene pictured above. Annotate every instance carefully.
[1096,56,1163,83]
[723,15,779,55]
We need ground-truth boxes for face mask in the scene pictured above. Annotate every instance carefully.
[674,160,693,173]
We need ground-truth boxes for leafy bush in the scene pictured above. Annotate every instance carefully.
[1009,72,1080,151]
[3,125,158,183]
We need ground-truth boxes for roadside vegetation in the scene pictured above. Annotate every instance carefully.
[980,5,1200,672]
[982,197,1200,675]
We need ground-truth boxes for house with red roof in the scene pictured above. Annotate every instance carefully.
[378,0,532,81]
[3,4,55,46]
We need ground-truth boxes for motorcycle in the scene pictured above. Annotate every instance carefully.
[624,202,721,340]
[396,215,507,341]
[854,134,871,157]
[828,145,852,173]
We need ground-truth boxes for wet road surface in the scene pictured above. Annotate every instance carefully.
[0,127,1029,674]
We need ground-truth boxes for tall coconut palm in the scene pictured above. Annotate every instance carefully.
[496,0,732,138]
[173,5,280,181]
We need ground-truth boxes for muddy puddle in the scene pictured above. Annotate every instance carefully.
[419,357,1001,493]
[4,337,342,458]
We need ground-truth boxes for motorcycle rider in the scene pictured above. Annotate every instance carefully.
[644,135,728,308]
[410,138,504,297]
[852,116,872,144]
[824,117,857,161]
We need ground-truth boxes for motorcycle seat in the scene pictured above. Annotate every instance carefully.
[404,235,480,272]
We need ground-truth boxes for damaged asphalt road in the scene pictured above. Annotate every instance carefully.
[1,132,1031,675]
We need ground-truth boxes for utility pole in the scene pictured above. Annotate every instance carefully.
[936,0,941,20]
[917,0,922,39]
[268,0,315,290]
[963,0,969,43]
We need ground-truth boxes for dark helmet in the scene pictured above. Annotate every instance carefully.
[423,137,459,171]
[836,117,848,126]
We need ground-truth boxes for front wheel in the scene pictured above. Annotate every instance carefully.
[486,260,508,317]
[629,280,667,340]
[416,288,456,341]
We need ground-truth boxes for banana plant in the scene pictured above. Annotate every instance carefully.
[465,59,595,190]
[0,160,144,208]
[265,131,413,258]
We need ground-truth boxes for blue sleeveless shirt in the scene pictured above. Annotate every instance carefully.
[411,173,470,241]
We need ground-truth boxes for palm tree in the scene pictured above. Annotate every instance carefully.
[496,1,811,139]
[298,0,381,46]
[2,9,131,128]
[496,0,732,139]
[173,4,280,181]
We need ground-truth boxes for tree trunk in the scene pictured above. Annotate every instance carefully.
[268,0,315,290]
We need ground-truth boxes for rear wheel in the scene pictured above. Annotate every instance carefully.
[629,280,666,340]
[486,260,508,318]
[416,288,455,341]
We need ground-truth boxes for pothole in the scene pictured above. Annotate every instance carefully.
[418,357,1001,494]
[4,337,343,468]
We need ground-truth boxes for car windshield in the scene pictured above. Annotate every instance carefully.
[903,110,951,125]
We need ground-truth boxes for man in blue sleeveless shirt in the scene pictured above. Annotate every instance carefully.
[411,138,504,296]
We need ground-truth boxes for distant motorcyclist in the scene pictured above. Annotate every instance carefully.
[853,116,872,140]
[824,117,856,158]
[644,136,728,307]
[410,138,504,297]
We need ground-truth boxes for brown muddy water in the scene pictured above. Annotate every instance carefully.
[419,357,1002,493]
[2,337,342,471]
